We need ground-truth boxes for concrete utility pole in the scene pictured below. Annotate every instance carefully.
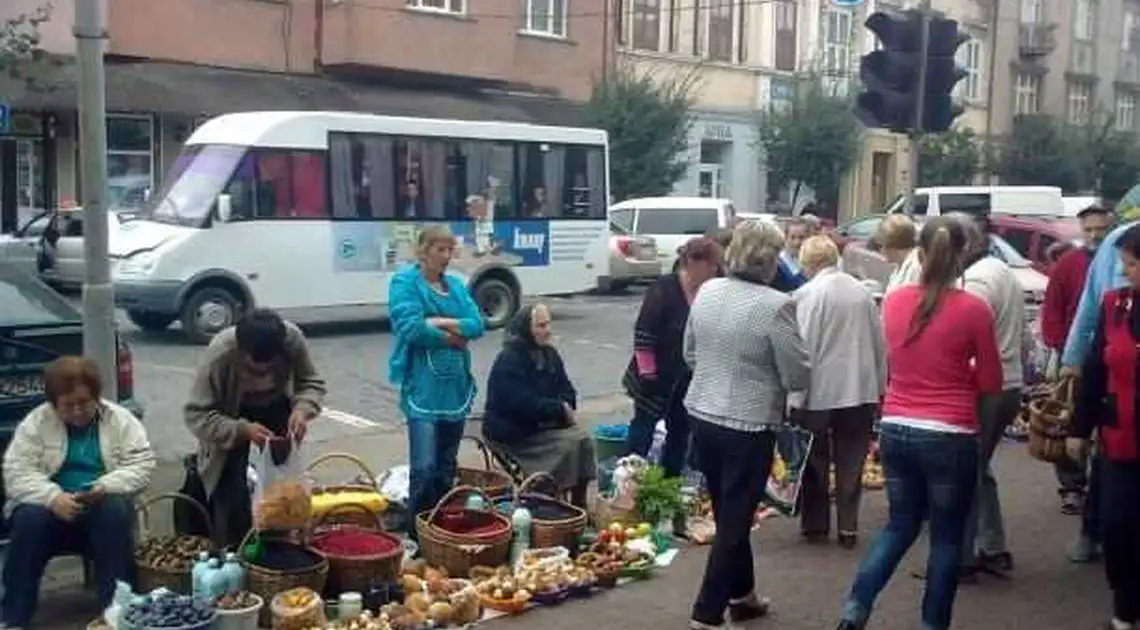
[903,0,932,215]
[74,0,117,398]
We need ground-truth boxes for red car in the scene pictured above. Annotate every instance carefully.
[988,215,1081,274]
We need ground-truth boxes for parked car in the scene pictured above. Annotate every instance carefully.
[598,216,661,292]
[988,214,1081,274]
[0,261,144,533]
[609,197,738,271]
[0,207,130,289]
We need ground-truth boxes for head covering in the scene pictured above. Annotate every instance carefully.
[504,305,559,371]
[1116,184,1140,222]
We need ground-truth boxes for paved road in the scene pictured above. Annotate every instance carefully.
[93,289,645,462]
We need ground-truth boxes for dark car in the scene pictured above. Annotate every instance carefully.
[0,262,144,534]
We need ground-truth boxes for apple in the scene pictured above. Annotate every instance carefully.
[625,528,638,539]
[635,522,653,537]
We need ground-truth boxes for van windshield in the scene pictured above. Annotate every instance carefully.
[637,209,719,235]
[142,144,247,227]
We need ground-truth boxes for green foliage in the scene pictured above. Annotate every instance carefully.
[918,128,980,186]
[1,3,55,92]
[755,77,862,207]
[634,465,683,525]
[583,65,698,202]
[1096,131,1140,201]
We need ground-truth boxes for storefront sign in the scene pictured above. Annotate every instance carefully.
[703,124,733,142]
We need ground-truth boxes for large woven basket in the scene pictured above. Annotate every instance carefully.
[305,452,384,530]
[416,485,511,577]
[310,502,404,597]
[134,492,216,593]
[239,529,329,627]
[455,435,514,497]
[494,472,587,550]
[1027,378,1074,464]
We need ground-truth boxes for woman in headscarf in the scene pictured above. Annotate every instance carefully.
[482,303,595,508]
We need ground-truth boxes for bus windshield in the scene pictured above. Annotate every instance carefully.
[142,144,247,227]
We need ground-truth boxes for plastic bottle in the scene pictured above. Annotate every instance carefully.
[220,552,245,594]
[464,492,487,511]
[509,505,532,567]
[202,558,227,599]
[191,552,211,597]
[338,592,363,621]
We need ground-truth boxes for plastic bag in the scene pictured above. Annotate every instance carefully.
[251,436,312,531]
[762,426,814,516]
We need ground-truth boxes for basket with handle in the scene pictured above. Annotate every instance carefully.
[305,452,386,530]
[455,435,514,497]
[133,492,216,593]
[1027,377,1075,464]
[238,528,329,627]
[494,472,587,550]
[415,485,512,577]
[309,502,404,597]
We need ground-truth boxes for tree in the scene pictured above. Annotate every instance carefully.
[990,114,1095,193]
[918,128,980,186]
[755,77,861,209]
[582,64,698,202]
[1095,130,1140,201]
[1,3,55,93]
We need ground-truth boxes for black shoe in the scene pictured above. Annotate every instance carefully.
[727,595,771,623]
[978,551,1014,575]
[801,530,829,544]
[836,621,862,630]
[837,532,857,549]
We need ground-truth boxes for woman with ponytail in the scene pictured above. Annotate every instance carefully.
[835,217,1003,630]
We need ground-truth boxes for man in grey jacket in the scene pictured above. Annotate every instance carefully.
[184,308,326,547]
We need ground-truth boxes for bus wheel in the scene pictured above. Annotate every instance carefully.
[126,310,176,333]
[473,276,518,330]
[180,286,242,344]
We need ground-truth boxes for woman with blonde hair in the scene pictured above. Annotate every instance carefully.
[684,220,810,629]
[875,215,921,293]
[793,235,885,548]
[388,226,485,534]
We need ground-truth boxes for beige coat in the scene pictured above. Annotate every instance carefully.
[3,400,155,517]
[184,321,326,496]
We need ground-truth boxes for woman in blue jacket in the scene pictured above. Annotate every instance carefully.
[483,303,595,508]
[388,226,485,530]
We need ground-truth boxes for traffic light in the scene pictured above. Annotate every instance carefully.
[856,10,969,133]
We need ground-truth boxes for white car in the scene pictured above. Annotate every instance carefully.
[0,208,128,289]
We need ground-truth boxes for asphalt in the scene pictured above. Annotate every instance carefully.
[27,402,1111,629]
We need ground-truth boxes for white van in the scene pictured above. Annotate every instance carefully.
[610,197,736,271]
[884,186,1064,218]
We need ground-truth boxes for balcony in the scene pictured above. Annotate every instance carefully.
[1018,22,1057,58]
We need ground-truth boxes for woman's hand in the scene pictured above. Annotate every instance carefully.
[49,493,85,521]
[427,317,461,333]
[445,332,467,349]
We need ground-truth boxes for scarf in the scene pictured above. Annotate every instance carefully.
[503,306,560,372]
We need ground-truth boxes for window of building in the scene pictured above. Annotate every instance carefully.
[1020,0,1043,23]
[692,0,705,57]
[955,38,983,101]
[667,0,681,52]
[770,78,795,113]
[1014,73,1041,114]
[1067,81,1093,124]
[1125,9,1140,51]
[822,9,854,96]
[1075,0,1097,41]
[707,0,734,61]
[526,0,567,37]
[774,0,797,72]
[1117,91,1137,130]
[631,0,660,51]
[15,139,44,213]
[405,0,464,14]
[735,0,748,64]
[106,115,155,206]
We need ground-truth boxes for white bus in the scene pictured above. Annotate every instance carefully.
[110,111,610,343]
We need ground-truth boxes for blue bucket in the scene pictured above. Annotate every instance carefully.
[593,424,628,463]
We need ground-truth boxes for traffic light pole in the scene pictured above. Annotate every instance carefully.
[904,0,932,215]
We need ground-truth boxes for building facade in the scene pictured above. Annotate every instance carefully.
[0,0,610,231]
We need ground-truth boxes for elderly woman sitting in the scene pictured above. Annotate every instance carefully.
[482,303,596,508]
[3,356,156,628]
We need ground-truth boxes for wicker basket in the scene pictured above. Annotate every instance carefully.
[1027,378,1074,464]
[239,529,330,627]
[416,486,512,577]
[134,492,216,593]
[306,452,384,530]
[456,436,514,497]
[498,473,587,551]
[310,503,404,597]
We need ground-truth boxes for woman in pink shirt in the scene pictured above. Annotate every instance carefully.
[836,217,1003,630]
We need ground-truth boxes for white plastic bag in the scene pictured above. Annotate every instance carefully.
[249,436,312,530]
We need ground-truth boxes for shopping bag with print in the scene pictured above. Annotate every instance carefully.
[761,426,813,516]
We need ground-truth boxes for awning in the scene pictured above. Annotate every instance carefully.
[3,60,586,127]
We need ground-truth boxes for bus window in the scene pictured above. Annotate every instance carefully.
[517,143,606,219]
[251,150,327,219]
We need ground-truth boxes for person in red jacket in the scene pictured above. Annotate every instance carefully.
[1071,222,1140,630]
[1041,204,1114,519]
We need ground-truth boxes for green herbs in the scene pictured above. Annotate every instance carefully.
[634,465,684,526]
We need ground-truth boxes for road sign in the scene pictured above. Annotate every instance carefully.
[0,103,10,134]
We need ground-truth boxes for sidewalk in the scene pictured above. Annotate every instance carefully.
[32,401,1110,628]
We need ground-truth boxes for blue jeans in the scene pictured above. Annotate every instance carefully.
[841,423,978,630]
[407,419,465,538]
[3,495,134,626]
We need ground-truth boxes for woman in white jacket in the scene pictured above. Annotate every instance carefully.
[2,356,156,628]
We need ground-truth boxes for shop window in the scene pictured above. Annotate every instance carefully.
[106,115,154,210]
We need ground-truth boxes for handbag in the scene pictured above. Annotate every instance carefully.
[174,453,212,538]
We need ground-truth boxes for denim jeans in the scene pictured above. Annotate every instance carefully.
[960,389,1019,565]
[3,496,134,626]
[1083,451,1103,542]
[626,401,691,478]
[407,419,465,539]
[841,423,978,630]
[1100,459,1140,623]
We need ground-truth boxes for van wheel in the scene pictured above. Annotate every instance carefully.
[126,310,176,332]
[473,277,518,330]
[180,287,242,344]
